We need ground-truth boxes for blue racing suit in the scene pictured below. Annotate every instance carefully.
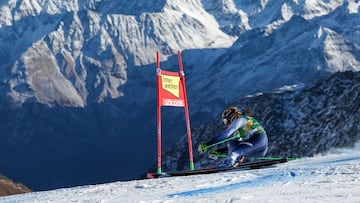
[208,115,268,161]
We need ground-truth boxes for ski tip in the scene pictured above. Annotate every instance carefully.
[147,172,160,179]
[147,173,155,179]
[147,172,169,179]
[287,157,301,161]
[258,157,300,162]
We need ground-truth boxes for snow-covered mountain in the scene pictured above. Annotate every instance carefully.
[0,0,234,106]
[0,0,359,191]
[1,0,359,107]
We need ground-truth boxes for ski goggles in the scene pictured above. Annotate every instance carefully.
[223,118,230,126]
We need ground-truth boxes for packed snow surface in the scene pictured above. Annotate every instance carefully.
[1,144,359,203]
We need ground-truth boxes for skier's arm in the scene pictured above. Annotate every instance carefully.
[207,117,247,146]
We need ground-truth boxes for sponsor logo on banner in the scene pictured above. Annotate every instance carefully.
[162,99,185,107]
[162,75,180,98]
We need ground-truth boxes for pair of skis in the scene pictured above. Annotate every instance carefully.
[147,134,298,179]
[147,157,289,179]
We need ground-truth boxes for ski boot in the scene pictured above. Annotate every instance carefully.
[216,156,246,169]
[216,158,235,168]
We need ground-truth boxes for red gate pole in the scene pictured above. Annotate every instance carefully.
[156,52,162,174]
[177,50,195,170]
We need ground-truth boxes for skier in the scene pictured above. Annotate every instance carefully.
[198,106,268,168]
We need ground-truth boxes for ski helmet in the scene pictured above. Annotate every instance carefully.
[221,106,241,125]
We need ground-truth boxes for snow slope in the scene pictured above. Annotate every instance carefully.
[1,144,359,203]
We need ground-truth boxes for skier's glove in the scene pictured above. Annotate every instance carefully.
[198,143,208,153]
[235,133,245,142]
[208,150,220,160]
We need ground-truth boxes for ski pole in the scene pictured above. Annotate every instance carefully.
[205,134,241,149]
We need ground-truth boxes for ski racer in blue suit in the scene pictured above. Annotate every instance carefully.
[198,106,268,168]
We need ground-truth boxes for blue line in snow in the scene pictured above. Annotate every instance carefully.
[167,155,360,198]
[167,174,283,198]
[320,156,360,165]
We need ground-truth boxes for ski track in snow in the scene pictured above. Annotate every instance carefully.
[167,173,286,197]
[167,153,360,198]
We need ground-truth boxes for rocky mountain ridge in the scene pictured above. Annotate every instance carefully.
[160,71,360,171]
[0,174,31,197]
